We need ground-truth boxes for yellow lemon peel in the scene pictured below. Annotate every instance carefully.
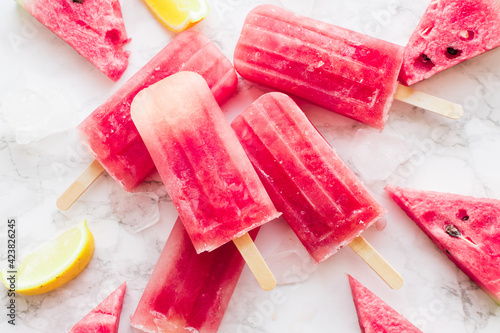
[0,220,95,295]
[142,0,210,32]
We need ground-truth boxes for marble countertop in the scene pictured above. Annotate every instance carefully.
[1,0,500,332]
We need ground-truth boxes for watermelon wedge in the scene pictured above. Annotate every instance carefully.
[385,185,500,305]
[399,0,500,86]
[69,282,126,333]
[16,0,130,81]
[348,275,422,333]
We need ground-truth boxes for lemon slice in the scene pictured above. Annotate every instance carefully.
[0,220,95,295]
[142,0,210,32]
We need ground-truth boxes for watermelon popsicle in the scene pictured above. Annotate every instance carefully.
[232,92,402,289]
[131,219,256,332]
[130,71,280,290]
[57,30,237,211]
[234,5,463,129]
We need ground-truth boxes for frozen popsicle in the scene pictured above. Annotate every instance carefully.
[399,0,500,86]
[131,71,280,290]
[57,30,237,211]
[232,92,402,289]
[234,5,462,129]
[131,219,257,332]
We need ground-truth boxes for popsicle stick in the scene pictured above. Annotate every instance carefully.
[348,236,403,290]
[233,233,277,291]
[56,159,105,211]
[395,84,463,120]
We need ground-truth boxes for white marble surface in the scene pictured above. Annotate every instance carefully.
[1,0,500,332]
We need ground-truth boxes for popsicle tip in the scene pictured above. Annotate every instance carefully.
[260,276,277,291]
[448,103,464,120]
[388,274,404,290]
[56,196,71,211]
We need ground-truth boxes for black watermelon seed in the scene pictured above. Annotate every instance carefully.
[445,224,462,238]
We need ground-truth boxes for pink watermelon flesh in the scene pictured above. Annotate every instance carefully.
[399,0,500,86]
[17,0,130,81]
[69,282,126,333]
[385,185,500,305]
[348,275,422,333]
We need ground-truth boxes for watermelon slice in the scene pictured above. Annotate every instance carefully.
[385,185,500,305]
[16,0,130,81]
[69,282,126,333]
[348,275,422,333]
[399,0,500,86]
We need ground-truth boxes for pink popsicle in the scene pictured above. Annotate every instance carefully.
[78,30,237,192]
[131,219,256,333]
[234,5,404,129]
[231,92,385,263]
[130,71,279,253]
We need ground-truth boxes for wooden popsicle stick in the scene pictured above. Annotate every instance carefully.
[233,233,277,291]
[348,236,403,290]
[395,84,464,120]
[56,159,105,211]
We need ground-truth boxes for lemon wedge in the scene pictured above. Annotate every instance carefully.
[142,0,210,32]
[0,220,95,295]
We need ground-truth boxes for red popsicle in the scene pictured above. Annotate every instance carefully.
[232,92,402,289]
[131,71,279,290]
[57,31,237,210]
[131,219,256,332]
[234,5,462,129]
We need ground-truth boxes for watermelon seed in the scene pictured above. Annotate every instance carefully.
[445,224,461,238]
[73,0,84,3]
[462,216,469,221]
[421,54,432,62]
[458,30,475,41]
[415,54,435,71]
[445,47,462,59]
